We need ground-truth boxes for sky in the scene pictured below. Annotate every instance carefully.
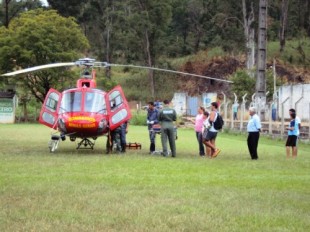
[40,0,48,6]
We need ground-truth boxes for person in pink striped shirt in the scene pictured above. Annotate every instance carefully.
[190,106,206,156]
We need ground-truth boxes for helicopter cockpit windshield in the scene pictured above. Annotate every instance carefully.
[59,91,106,114]
[84,92,106,113]
[60,92,82,113]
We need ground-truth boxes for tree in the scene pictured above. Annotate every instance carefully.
[121,0,173,99]
[0,9,89,103]
[230,70,256,102]
[47,0,88,19]
[242,0,255,71]
[279,0,289,52]
[1,0,43,28]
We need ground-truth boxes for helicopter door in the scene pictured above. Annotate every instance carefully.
[106,85,132,130]
[39,88,61,129]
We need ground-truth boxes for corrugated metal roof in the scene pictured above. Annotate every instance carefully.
[0,91,16,98]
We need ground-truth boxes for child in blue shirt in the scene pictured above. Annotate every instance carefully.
[285,112,299,159]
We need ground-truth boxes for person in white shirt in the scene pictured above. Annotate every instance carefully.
[201,111,212,157]
[246,107,261,160]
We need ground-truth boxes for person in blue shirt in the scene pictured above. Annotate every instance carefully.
[147,102,159,154]
[286,112,299,159]
[246,107,261,160]
[233,103,239,120]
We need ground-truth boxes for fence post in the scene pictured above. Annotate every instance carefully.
[240,94,247,132]
[281,97,290,138]
[268,103,273,135]
[231,93,238,129]
[231,104,234,129]
[224,101,230,125]
[295,96,303,115]
[220,92,226,115]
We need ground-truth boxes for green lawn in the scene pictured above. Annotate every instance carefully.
[0,124,309,231]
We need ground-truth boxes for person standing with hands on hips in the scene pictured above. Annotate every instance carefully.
[146,102,159,154]
[247,107,261,160]
[158,99,177,157]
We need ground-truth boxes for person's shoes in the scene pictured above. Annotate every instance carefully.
[212,149,221,158]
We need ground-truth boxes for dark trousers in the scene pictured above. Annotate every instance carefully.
[196,131,205,156]
[247,132,260,159]
[161,125,176,157]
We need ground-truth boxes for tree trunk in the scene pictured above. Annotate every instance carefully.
[4,0,11,28]
[144,30,155,99]
[22,101,28,122]
[280,0,289,52]
[242,0,255,73]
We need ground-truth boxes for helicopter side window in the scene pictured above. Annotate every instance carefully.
[46,92,59,112]
[109,91,123,111]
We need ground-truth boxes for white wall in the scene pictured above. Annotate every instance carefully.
[171,93,187,115]
[278,84,310,120]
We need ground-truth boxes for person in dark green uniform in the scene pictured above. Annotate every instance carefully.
[158,99,177,157]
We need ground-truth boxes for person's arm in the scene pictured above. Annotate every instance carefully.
[157,111,162,122]
[255,115,262,132]
[287,121,295,131]
[153,110,159,124]
[126,122,129,133]
[173,110,177,121]
[209,111,216,123]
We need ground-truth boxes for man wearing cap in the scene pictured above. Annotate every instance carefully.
[247,107,261,160]
[158,99,177,157]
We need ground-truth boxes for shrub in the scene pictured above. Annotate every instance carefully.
[130,111,147,126]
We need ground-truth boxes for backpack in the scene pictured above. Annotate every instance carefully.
[213,113,224,130]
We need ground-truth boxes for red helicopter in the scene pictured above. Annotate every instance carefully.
[2,58,232,152]
[3,58,132,152]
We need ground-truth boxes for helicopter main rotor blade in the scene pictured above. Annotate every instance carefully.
[1,62,76,76]
[104,63,233,83]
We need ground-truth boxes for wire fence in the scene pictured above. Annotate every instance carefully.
[218,103,310,141]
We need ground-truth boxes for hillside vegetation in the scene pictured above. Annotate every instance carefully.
[110,38,310,102]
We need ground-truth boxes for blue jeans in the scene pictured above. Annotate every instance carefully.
[196,131,205,155]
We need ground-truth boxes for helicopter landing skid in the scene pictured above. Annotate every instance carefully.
[76,138,95,150]
[48,135,60,153]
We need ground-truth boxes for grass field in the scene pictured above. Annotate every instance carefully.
[0,124,309,231]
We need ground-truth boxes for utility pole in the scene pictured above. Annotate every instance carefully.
[256,0,268,119]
